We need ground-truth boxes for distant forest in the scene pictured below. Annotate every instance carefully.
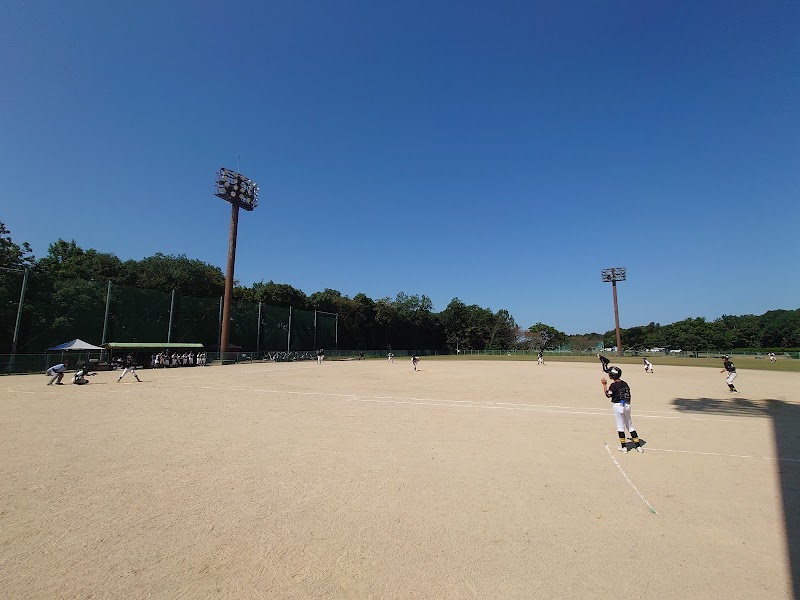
[2,223,799,352]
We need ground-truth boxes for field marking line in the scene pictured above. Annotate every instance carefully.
[0,383,753,425]
[604,443,658,515]
[217,387,749,422]
[644,447,800,463]
[484,401,704,416]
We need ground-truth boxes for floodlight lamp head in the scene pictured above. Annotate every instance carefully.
[214,167,260,211]
[601,267,626,282]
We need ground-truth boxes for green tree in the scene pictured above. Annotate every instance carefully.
[759,310,800,348]
[486,309,517,350]
[37,239,123,281]
[309,289,345,313]
[622,326,648,350]
[374,297,399,348]
[247,280,309,308]
[0,223,35,351]
[664,317,709,355]
[0,222,35,269]
[440,298,468,349]
[567,333,604,352]
[527,322,567,350]
[350,293,378,349]
[121,253,225,298]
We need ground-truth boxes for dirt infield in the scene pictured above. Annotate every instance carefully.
[1,359,798,599]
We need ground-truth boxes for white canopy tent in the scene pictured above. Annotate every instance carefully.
[46,339,105,351]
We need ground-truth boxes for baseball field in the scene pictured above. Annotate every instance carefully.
[1,358,798,599]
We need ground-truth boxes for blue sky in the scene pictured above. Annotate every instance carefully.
[1,0,798,334]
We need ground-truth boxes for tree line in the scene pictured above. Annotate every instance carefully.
[2,222,798,352]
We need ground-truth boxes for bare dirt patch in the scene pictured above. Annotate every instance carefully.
[1,359,797,599]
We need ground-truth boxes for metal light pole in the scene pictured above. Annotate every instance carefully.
[601,267,626,357]
[215,167,259,363]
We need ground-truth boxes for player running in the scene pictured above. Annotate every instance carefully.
[412,355,420,371]
[597,353,611,373]
[720,356,739,393]
[601,366,643,454]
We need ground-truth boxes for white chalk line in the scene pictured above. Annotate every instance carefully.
[0,383,764,426]
[604,443,658,515]
[644,447,800,463]
[211,386,750,423]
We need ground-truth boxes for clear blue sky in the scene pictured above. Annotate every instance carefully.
[2,0,798,334]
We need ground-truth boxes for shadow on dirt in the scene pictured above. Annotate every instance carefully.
[672,397,800,599]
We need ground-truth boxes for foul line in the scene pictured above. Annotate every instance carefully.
[215,387,748,423]
[644,447,800,463]
[604,443,658,515]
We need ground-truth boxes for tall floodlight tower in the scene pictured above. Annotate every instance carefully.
[601,267,626,357]
[215,168,259,362]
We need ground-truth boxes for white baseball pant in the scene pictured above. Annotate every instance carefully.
[613,402,634,432]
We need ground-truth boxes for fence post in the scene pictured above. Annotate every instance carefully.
[257,301,262,358]
[167,289,175,343]
[313,310,317,350]
[335,314,339,350]
[101,280,112,345]
[217,296,223,358]
[287,307,292,352]
[9,267,29,372]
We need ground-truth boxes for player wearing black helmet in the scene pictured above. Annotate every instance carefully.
[720,356,739,393]
[597,353,611,373]
[601,366,644,453]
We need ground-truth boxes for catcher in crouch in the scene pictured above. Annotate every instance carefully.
[601,366,644,454]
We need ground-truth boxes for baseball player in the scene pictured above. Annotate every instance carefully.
[720,355,739,393]
[411,355,420,371]
[46,360,69,385]
[642,358,654,373]
[117,354,142,382]
[387,352,394,363]
[72,363,96,385]
[597,353,611,373]
[601,366,643,453]
[537,351,545,365]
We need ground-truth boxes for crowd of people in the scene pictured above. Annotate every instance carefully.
[150,351,207,368]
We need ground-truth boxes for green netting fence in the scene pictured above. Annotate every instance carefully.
[1,271,338,373]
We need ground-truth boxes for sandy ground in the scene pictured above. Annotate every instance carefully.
[1,358,798,599]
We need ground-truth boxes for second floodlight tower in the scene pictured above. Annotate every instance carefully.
[601,267,626,357]
[215,167,259,362]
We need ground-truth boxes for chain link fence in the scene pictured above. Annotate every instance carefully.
[1,270,338,374]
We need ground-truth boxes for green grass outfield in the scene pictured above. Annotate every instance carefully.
[421,353,800,372]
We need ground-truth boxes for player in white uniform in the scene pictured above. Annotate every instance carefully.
[537,351,544,365]
[411,355,420,371]
[642,358,654,373]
